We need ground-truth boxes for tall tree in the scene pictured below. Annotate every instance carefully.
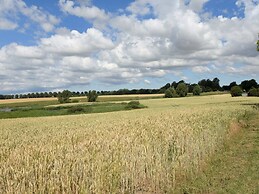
[58,90,72,103]
[212,77,220,91]
[240,79,258,92]
[176,83,188,97]
[87,90,98,102]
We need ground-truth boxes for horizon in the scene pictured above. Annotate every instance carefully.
[1,77,258,96]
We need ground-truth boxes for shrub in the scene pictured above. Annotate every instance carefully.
[230,86,242,97]
[165,88,173,98]
[125,101,145,109]
[248,87,259,97]
[87,90,98,102]
[176,83,188,97]
[58,90,72,103]
[71,99,79,103]
[165,87,178,98]
[193,85,202,96]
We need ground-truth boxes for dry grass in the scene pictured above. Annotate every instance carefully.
[0,94,163,105]
[0,97,57,104]
[0,94,258,193]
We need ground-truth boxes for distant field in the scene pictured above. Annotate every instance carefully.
[0,97,58,104]
[0,94,258,193]
[0,93,164,105]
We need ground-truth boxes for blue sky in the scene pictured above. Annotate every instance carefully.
[0,0,258,94]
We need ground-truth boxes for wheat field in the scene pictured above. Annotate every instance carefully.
[0,94,258,193]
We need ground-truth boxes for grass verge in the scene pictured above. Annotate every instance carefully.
[178,108,259,194]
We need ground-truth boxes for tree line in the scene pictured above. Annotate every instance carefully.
[1,78,259,100]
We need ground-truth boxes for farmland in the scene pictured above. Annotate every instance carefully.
[0,94,258,193]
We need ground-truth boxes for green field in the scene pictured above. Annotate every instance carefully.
[0,94,258,193]
[0,102,146,119]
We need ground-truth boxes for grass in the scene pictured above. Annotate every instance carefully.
[0,94,258,193]
[0,102,146,119]
[178,108,259,194]
[0,100,58,108]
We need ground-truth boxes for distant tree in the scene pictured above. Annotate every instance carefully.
[240,79,258,92]
[176,83,188,97]
[230,86,242,97]
[171,81,178,89]
[164,88,173,98]
[223,81,237,91]
[229,81,238,88]
[188,84,197,93]
[198,79,213,92]
[248,87,259,97]
[164,87,178,98]
[87,90,98,102]
[58,90,72,103]
[212,77,221,91]
[159,83,171,93]
[193,85,202,96]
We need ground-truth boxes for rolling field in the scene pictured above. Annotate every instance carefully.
[0,94,258,193]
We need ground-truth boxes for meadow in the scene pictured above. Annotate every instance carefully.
[0,94,258,193]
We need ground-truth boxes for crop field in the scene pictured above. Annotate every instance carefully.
[0,94,258,193]
[0,94,164,106]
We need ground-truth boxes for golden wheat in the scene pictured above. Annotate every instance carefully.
[0,94,258,193]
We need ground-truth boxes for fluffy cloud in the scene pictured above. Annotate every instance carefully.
[0,0,60,32]
[1,0,259,93]
[188,0,210,12]
[40,28,114,56]
[59,0,109,27]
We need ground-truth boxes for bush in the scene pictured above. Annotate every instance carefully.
[176,83,188,97]
[71,99,79,103]
[58,90,72,103]
[165,87,178,98]
[125,101,145,109]
[248,87,259,97]
[230,86,242,97]
[193,85,202,96]
[165,88,173,98]
[87,90,98,102]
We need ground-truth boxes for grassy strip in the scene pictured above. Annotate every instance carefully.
[0,102,147,119]
[178,108,259,193]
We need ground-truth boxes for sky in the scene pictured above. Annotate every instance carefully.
[0,0,258,94]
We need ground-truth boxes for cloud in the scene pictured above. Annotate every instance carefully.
[144,79,151,84]
[0,18,18,30]
[0,0,60,32]
[40,28,114,56]
[59,0,109,27]
[188,0,210,12]
[192,66,211,73]
[1,0,259,93]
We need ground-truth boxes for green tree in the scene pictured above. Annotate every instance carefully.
[230,86,242,97]
[164,88,173,98]
[240,79,258,92]
[176,83,188,97]
[212,77,221,91]
[58,90,72,103]
[248,87,259,97]
[193,85,202,96]
[165,87,178,98]
[87,90,98,102]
